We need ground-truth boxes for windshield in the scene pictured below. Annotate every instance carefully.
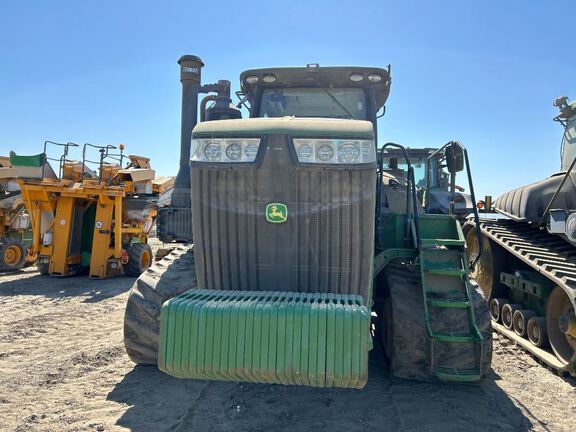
[383,156,428,187]
[258,88,367,120]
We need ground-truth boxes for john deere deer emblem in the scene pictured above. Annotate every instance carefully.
[266,202,288,223]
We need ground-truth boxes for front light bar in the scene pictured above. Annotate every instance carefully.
[293,138,376,164]
[191,138,261,163]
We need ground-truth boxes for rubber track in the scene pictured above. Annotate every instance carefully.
[476,218,576,377]
[479,219,576,293]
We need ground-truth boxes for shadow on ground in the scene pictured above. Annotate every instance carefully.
[0,270,135,302]
[108,349,539,432]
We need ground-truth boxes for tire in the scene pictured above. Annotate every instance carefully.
[382,260,492,381]
[123,245,197,365]
[0,237,26,272]
[37,256,49,275]
[124,243,153,277]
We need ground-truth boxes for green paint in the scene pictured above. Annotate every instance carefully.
[158,289,371,388]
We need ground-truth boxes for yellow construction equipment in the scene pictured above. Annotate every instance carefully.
[0,155,32,271]
[11,141,172,278]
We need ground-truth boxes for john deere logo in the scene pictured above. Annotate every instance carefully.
[266,202,288,223]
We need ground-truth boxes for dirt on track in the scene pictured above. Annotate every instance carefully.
[1,265,575,432]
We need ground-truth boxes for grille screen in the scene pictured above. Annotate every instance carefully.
[191,136,376,303]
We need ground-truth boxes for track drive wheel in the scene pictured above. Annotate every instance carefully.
[382,260,492,381]
[124,243,153,277]
[123,245,197,365]
[0,238,26,272]
[464,225,506,299]
[547,285,576,366]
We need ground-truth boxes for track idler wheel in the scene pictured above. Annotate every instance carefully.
[501,303,522,330]
[547,286,576,365]
[464,227,506,299]
[490,298,509,322]
[512,309,536,337]
[527,317,548,348]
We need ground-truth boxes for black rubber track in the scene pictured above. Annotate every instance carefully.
[383,260,492,381]
[123,245,197,365]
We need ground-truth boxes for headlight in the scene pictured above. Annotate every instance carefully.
[191,138,261,162]
[293,138,375,164]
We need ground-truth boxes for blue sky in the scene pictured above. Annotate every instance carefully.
[1,1,574,198]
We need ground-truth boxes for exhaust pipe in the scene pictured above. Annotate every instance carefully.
[171,54,204,207]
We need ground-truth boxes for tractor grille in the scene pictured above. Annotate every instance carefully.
[190,136,376,303]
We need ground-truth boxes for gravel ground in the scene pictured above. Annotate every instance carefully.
[1,253,575,432]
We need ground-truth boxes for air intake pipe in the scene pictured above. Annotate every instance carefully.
[157,54,241,242]
[171,55,204,207]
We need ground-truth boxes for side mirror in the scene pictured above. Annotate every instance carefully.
[445,143,464,173]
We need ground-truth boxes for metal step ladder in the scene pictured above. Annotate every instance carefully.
[418,241,484,382]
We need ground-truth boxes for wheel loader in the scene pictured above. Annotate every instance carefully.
[124,55,491,387]
[466,96,576,377]
[0,156,32,272]
[11,141,173,278]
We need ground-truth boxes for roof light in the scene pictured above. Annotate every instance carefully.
[245,75,259,84]
[262,74,277,83]
[368,73,382,82]
[349,73,364,82]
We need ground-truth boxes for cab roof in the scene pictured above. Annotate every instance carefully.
[240,65,391,110]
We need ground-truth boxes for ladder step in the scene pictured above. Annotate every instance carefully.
[432,367,481,382]
[425,289,464,296]
[420,239,465,247]
[423,268,466,276]
[431,332,475,343]
[427,299,471,308]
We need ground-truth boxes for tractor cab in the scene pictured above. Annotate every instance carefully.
[239,65,391,135]
[380,147,474,221]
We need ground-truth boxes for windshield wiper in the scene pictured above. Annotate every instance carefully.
[312,77,356,120]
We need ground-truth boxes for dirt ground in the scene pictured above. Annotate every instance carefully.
[1,256,575,432]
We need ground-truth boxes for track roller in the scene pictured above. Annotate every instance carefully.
[512,309,536,337]
[489,298,509,323]
[501,303,522,330]
[527,316,548,348]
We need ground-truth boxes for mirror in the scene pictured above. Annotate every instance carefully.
[445,143,464,173]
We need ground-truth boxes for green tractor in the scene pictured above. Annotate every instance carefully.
[123,55,491,387]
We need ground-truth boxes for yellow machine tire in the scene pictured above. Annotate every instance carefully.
[36,256,50,275]
[123,245,197,365]
[124,243,154,277]
[0,238,26,272]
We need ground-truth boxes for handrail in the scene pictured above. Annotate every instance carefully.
[378,142,421,248]
[81,143,118,184]
[42,141,80,179]
[426,140,483,267]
